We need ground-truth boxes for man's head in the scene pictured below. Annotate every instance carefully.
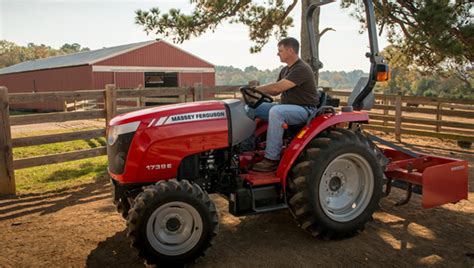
[277,37,299,64]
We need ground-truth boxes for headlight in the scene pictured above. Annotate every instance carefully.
[107,126,119,146]
[107,121,141,146]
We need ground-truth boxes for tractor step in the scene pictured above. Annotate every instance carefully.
[239,171,281,186]
[229,182,286,216]
[253,203,288,213]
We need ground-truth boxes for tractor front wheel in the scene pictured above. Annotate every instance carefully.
[127,179,218,266]
[287,128,383,238]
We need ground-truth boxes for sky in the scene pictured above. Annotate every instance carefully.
[0,0,388,71]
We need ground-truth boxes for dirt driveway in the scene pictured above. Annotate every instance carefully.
[0,132,473,267]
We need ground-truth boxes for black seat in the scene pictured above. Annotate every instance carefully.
[285,91,330,137]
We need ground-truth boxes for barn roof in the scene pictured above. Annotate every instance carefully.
[0,40,211,75]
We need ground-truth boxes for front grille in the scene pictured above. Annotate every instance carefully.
[107,132,135,174]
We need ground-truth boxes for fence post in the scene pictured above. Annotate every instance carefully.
[0,87,16,196]
[436,100,442,132]
[394,92,402,141]
[179,87,186,103]
[136,84,144,107]
[105,84,117,128]
[193,83,203,101]
[183,87,188,103]
[383,96,388,126]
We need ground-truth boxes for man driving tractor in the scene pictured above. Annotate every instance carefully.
[252,37,319,172]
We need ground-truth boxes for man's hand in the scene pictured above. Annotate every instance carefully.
[256,79,296,96]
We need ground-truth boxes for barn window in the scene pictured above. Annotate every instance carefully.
[144,72,178,88]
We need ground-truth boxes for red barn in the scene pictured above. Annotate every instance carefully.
[0,40,215,110]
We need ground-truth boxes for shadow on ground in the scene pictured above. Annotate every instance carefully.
[0,173,109,221]
[86,191,474,267]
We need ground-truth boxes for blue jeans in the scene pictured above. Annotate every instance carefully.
[255,103,314,160]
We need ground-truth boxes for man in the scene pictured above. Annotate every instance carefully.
[252,37,319,172]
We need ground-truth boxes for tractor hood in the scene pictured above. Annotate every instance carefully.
[109,100,227,127]
[109,99,256,147]
[107,100,231,183]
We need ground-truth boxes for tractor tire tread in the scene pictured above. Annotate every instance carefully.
[127,179,218,266]
[286,128,383,238]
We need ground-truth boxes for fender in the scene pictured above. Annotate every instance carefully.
[276,111,370,188]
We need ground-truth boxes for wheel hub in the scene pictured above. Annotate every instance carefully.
[326,172,346,196]
[329,177,341,190]
[166,217,182,232]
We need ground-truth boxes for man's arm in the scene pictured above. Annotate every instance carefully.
[255,79,296,96]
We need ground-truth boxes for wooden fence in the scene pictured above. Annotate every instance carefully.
[0,84,239,195]
[0,85,473,195]
[328,90,474,142]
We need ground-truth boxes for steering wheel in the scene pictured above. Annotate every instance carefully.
[240,86,273,109]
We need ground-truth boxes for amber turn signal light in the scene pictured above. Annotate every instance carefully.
[376,64,390,81]
[377,71,390,81]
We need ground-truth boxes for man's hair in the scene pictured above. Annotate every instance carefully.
[278,37,299,54]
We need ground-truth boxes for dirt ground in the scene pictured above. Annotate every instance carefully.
[0,130,473,267]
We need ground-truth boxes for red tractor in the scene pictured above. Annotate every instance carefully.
[107,0,468,265]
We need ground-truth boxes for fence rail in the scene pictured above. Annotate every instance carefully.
[0,85,473,195]
[329,90,474,142]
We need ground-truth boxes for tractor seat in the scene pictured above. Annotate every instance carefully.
[284,91,329,136]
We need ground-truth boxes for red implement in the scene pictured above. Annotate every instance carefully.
[383,148,469,208]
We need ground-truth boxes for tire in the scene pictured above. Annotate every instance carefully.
[111,180,131,219]
[114,197,130,219]
[127,179,218,266]
[287,128,384,238]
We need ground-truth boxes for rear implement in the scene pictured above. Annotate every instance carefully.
[382,147,468,208]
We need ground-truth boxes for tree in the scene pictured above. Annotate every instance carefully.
[60,43,90,54]
[135,0,336,83]
[0,40,90,68]
[0,40,21,68]
[341,0,473,90]
[135,1,298,54]
[244,65,259,73]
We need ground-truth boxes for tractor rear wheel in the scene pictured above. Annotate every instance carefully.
[127,179,218,266]
[287,128,383,238]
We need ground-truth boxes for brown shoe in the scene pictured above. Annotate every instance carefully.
[252,158,279,172]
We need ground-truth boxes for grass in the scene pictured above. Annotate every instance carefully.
[15,156,108,194]
[12,127,109,195]
[13,137,106,159]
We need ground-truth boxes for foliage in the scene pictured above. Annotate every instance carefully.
[216,65,368,89]
[135,0,298,53]
[340,1,473,74]
[0,40,90,68]
[375,45,473,99]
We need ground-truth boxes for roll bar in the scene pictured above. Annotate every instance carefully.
[306,0,388,111]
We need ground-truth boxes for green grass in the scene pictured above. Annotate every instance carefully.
[15,156,108,194]
[13,137,106,159]
[12,127,109,195]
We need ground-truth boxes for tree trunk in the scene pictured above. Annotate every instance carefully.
[300,0,321,86]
